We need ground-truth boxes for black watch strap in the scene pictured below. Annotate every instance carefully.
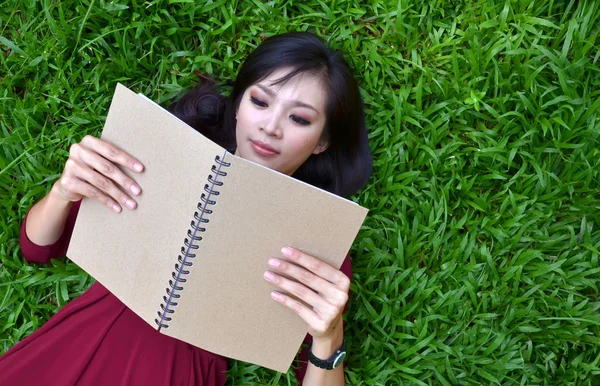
[307,338,347,370]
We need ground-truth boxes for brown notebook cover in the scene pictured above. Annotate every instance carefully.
[66,83,368,373]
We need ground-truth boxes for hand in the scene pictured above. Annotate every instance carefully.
[264,247,350,340]
[52,135,145,213]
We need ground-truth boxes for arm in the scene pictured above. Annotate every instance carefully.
[20,183,82,263]
[297,255,352,385]
[265,251,353,385]
[302,320,345,385]
[21,135,146,263]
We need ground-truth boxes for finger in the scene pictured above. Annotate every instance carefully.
[270,291,329,333]
[59,173,122,213]
[268,257,348,307]
[73,144,142,198]
[80,135,144,173]
[66,158,138,210]
[264,270,338,318]
[281,247,350,289]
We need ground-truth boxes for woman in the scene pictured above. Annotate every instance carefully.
[0,32,372,385]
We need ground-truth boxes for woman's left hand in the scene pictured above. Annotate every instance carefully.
[264,246,349,340]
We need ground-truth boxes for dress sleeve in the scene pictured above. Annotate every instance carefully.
[19,200,82,264]
[294,253,353,384]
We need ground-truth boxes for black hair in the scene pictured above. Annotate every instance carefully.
[168,32,372,198]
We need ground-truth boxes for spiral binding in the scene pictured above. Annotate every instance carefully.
[155,152,231,330]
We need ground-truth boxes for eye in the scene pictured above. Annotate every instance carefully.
[250,96,268,107]
[291,115,310,125]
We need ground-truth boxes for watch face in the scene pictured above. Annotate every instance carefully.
[332,351,346,369]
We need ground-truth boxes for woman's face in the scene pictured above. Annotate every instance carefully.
[234,68,328,176]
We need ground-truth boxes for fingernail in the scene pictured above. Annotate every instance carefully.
[264,271,275,282]
[281,247,292,257]
[130,185,141,195]
[113,204,121,212]
[268,258,280,268]
[126,199,136,209]
[271,292,282,301]
[133,162,143,172]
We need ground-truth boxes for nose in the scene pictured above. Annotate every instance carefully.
[261,111,283,138]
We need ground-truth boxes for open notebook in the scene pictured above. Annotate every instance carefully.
[66,83,368,373]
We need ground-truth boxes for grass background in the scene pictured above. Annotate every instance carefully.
[1,0,599,384]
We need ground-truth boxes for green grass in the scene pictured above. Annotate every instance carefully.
[1,0,599,384]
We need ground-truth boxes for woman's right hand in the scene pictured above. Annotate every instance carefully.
[52,135,144,213]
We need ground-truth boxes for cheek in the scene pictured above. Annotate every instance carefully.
[287,132,321,153]
[236,106,255,133]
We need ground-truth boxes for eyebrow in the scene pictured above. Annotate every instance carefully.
[255,84,319,113]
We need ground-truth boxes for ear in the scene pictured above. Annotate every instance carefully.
[312,138,329,155]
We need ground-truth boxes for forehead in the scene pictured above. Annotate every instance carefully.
[252,68,327,110]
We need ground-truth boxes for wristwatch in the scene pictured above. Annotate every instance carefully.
[307,338,346,370]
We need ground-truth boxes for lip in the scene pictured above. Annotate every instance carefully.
[250,140,279,157]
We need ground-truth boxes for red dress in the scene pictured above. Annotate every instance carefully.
[0,201,352,385]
